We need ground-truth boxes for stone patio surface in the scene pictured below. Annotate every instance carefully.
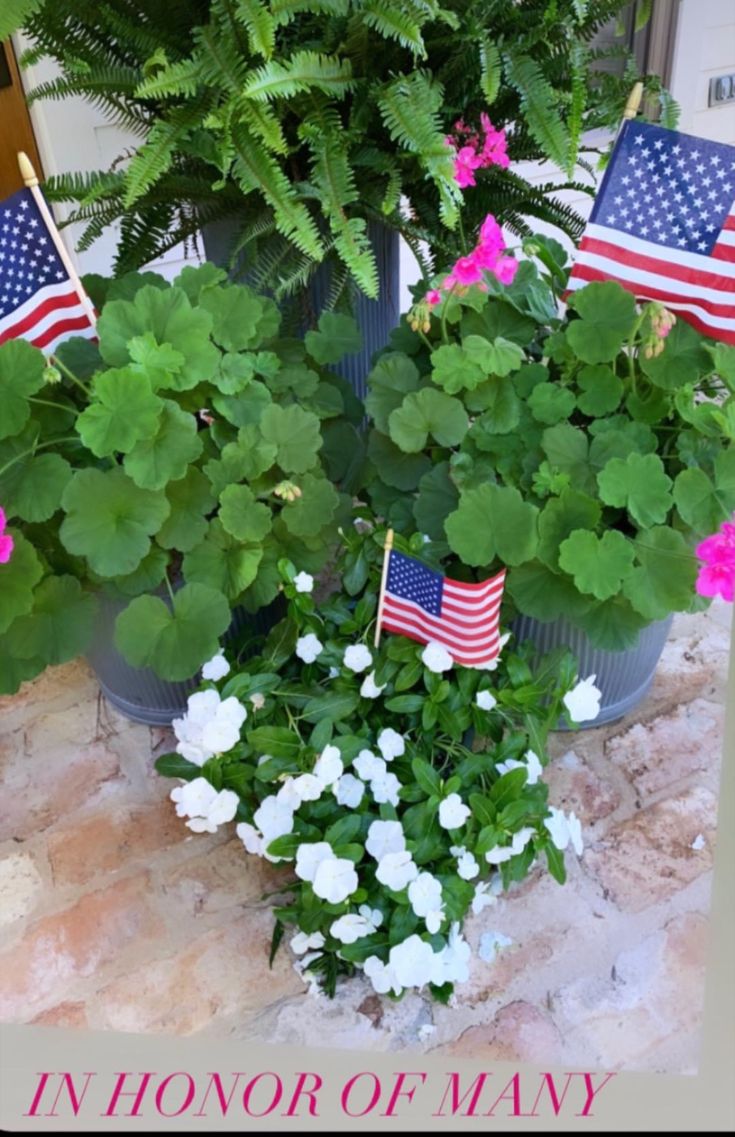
[0,602,731,1074]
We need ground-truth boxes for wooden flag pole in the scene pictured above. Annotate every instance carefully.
[373,527,394,649]
[615,81,644,141]
[17,151,97,329]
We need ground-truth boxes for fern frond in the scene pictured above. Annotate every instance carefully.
[270,0,350,26]
[244,51,355,101]
[504,50,572,176]
[360,1,426,57]
[231,123,325,260]
[233,0,275,59]
[478,37,502,106]
[0,0,42,40]
[235,98,289,155]
[124,107,202,206]
[134,58,203,99]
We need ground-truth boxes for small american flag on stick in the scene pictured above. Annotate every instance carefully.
[375,532,507,669]
[566,120,735,344]
[0,163,96,355]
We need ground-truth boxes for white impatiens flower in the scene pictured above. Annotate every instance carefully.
[343,643,373,673]
[295,841,334,883]
[313,745,344,787]
[276,777,301,811]
[421,640,453,673]
[435,923,472,985]
[456,849,480,881]
[312,856,359,904]
[236,821,264,856]
[253,795,294,843]
[170,778,238,834]
[353,749,386,782]
[475,689,497,711]
[292,773,323,802]
[172,689,247,765]
[376,850,418,891]
[485,826,536,865]
[439,793,471,830]
[408,873,445,932]
[377,728,405,762]
[330,913,375,945]
[563,675,602,723]
[360,671,385,699]
[364,955,401,996]
[366,819,406,861]
[370,771,401,807]
[296,633,323,664]
[496,749,544,786]
[328,666,340,679]
[334,773,365,809]
[358,904,383,930]
[544,806,584,855]
[390,935,439,988]
[250,692,265,711]
[478,930,513,963]
[293,571,314,593]
[201,649,230,681]
[291,931,325,955]
[471,877,502,915]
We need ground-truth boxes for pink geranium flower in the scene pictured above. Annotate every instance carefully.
[425,290,442,307]
[453,146,483,188]
[0,507,14,565]
[695,518,735,602]
[448,113,510,187]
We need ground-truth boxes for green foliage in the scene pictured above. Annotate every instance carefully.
[154,525,584,1002]
[0,269,361,690]
[11,0,663,295]
[362,273,731,650]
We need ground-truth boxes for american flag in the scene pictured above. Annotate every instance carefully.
[0,187,96,354]
[379,550,507,668]
[566,120,735,345]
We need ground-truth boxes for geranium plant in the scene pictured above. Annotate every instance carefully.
[0,264,363,693]
[362,227,735,650]
[155,521,597,1001]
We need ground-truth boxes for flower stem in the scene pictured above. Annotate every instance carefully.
[0,435,78,479]
[49,355,92,398]
[28,397,78,415]
[440,283,459,345]
[163,570,176,606]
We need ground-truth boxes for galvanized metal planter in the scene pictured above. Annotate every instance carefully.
[86,592,284,727]
[510,612,675,728]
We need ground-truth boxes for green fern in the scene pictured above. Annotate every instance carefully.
[504,51,573,176]
[0,0,41,40]
[478,37,502,106]
[244,51,355,101]
[360,1,427,57]
[234,0,276,59]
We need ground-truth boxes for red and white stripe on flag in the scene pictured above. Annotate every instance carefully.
[0,187,96,355]
[566,120,735,345]
[380,549,507,668]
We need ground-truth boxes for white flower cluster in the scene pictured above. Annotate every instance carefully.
[364,923,471,996]
[496,748,543,785]
[544,806,584,855]
[295,841,359,903]
[172,688,247,766]
[235,744,345,861]
[170,777,238,834]
[563,675,602,723]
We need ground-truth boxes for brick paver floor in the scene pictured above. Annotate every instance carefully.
[0,602,730,1074]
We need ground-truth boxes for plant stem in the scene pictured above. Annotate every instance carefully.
[28,397,78,415]
[163,570,176,606]
[440,282,459,345]
[0,435,78,479]
[49,355,92,397]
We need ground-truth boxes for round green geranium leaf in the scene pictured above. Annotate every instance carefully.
[219,484,273,542]
[156,468,215,553]
[575,365,623,417]
[566,282,637,364]
[174,263,228,304]
[0,452,72,523]
[305,312,362,365]
[281,473,339,538]
[76,368,163,456]
[468,378,521,436]
[60,467,170,577]
[365,353,421,433]
[463,334,524,378]
[0,625,45,695]
[97,285,219,390]
[114,582,231,681]
[414,462,459,541]
[9,576,98,666]
[640,319,712,390]
[558,529,635,601]
[597,452,673,529]
[367,431,431,491]
[212,380,273,428]
[0,339,47,440]
[0,532,44,633]
[259,403,322,473]
[624,526,698,621]
[430,343,486,394]
[388,388,468,452]
[200,284,270,352]
[506,560,594,622]
[445,484,539,567]
[123,400,203,490]
[537,489,602,570]
[183,519,264,600]
[112,546,170,596]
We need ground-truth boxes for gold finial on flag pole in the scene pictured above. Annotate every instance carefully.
[374,527,394,649]
[622,81,644,122]
[16,151,97,330]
